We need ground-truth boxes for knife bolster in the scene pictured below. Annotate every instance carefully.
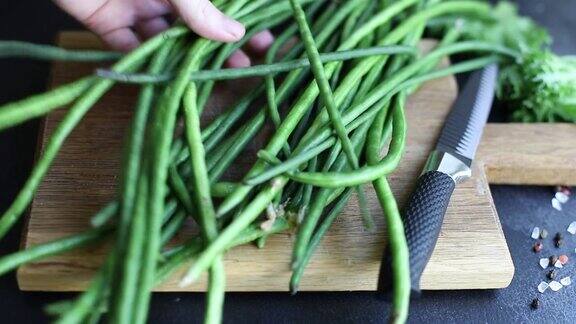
[423,151,471,184]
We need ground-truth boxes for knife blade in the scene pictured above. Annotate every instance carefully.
[378,64,499,294]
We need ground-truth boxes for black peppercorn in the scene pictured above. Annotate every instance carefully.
[531,298,540,310]
[549,255,558,266]
[555,239,563,248]
[547,269,557,280]
[555,232,562,241]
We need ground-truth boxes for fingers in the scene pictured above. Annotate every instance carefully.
[135,17,170,39]
[100,27,141,52]
[226,50,251,68]
[247,30,275,55]
[77,0,139,51]
[225,30,275,67]
[169,0,245,42]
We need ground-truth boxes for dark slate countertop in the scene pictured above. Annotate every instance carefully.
[1,1,575,323]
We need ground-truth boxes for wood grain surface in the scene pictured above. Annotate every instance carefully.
[479,123,576,185]
[17,32,515,292]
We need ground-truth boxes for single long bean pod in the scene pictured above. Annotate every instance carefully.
[264,25,299,157]
[0,77,93,131]
[0,27,187,241]
[0,41,121,61]
[96,46,415,84]
[90,201,119,227]
[367,94,410,324]
[182,71,225,324]
[0,226,111,276]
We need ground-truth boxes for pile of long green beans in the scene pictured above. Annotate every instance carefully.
[0,0,520,323]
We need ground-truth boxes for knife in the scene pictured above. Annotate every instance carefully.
[378,64,499,294]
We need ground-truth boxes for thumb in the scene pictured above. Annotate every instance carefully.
[169,0,245,42]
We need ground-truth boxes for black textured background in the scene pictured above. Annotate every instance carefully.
[1,1,575,323]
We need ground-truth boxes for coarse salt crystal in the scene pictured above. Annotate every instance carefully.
[552,198,563,211]
[531,227,541,239]
[538,281,549,293]
[540,258,550,269]
[549,281,563,291]
[556,191,570,204]
[568,222,576,235]
[554,260,563,268]
[560,277,572,286]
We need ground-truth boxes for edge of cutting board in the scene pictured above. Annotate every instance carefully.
[480,123,576,186]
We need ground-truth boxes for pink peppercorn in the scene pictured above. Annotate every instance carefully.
[559,255,569,265]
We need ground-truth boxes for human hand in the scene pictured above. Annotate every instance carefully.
[54,0,274,67]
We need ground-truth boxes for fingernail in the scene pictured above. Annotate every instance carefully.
[222,16,245,40]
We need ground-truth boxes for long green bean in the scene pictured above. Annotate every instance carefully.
[367,94,410,324]
[0,41,121,61]
[181,43,227,323]
[0,225,111,276]
[89,202,119,228]
[0,77,93,131]
[96,46,415,84]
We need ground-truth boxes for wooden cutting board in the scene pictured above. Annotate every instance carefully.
[16,32,572,292]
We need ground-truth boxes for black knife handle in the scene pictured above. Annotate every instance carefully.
[378,170,455,295]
